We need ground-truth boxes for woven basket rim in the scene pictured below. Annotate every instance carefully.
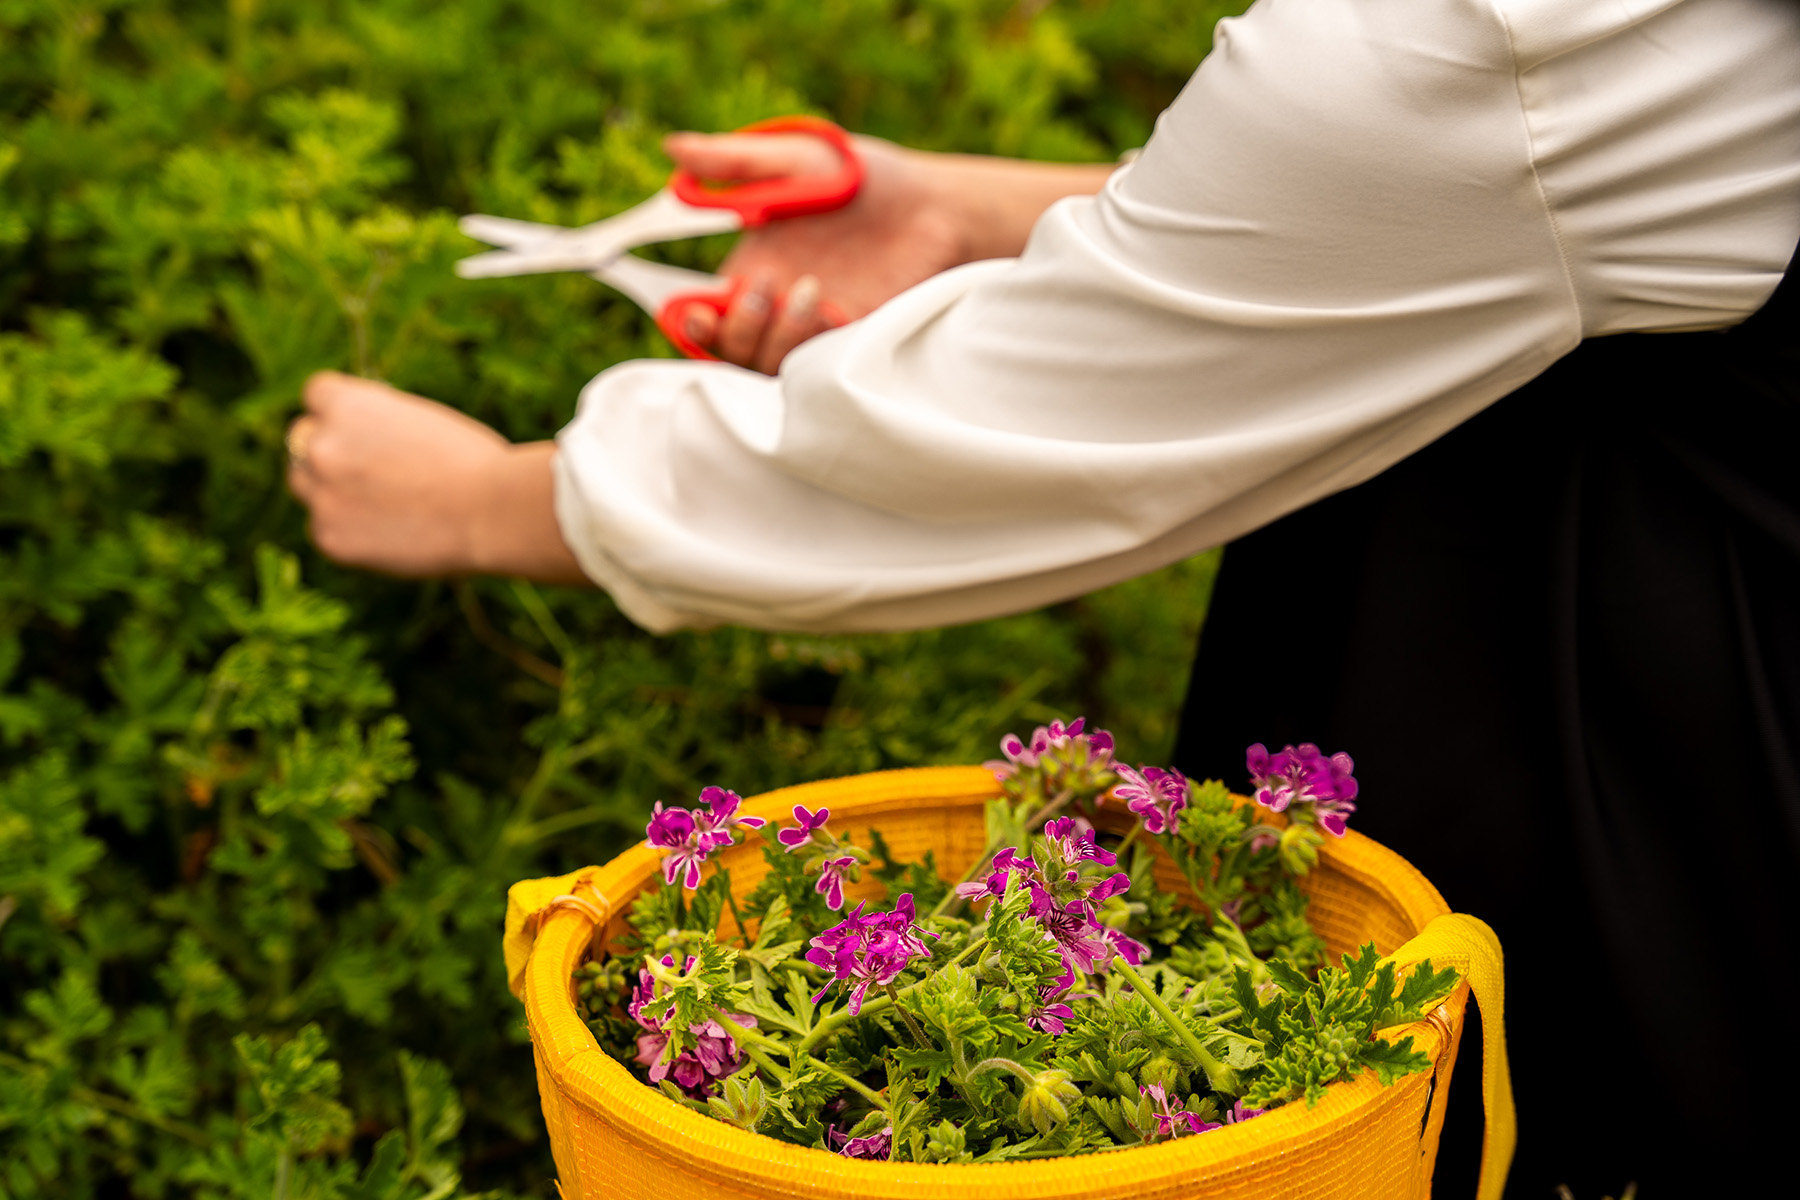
[521,764,1462,1194]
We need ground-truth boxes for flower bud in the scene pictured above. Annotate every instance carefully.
[706,1072,769,1132]
[1139,1054,1187,1094]
[1017,1068,1081,1137]
[1278,825,1321,875]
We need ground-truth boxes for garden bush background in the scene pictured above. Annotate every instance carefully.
[0,1,1247,1195]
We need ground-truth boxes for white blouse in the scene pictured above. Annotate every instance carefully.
[554,0,1800,634]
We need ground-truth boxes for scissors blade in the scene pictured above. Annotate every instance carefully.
[454,189,743,279]
[591,254,731,314]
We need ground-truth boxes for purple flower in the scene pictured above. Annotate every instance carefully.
[1142,1083,1222,1139]
[1026,967,1080,1035]
[1028,885,1119,975]
[645,788,765,890]
[646,802,708,889]
[831,1124,893,1160]
[777,804,831,851]
[628,955,756,1098]
[814,854,857,911]
[1226,1098,1266,1124]
[1112,765,1190,835]
[805,894,937,1015]
[1246,743,1359,836]
[1100,924,1149,967]
[953,846,1040,901]
[1042,816,1117,869]
[1086,871,1132,903]
[695,786,766,849]
[984,717,1116,782]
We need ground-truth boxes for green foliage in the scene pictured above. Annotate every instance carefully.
[1,0,1249,1193]
[1234,944,1461,1109]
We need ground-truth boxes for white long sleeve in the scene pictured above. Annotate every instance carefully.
[554,0,1800,633]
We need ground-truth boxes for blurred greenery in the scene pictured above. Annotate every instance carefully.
[0,0,1244,1194]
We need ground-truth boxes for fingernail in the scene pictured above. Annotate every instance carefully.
[686,315,707,340]
[787,274,820,317]
[739,289,771,315]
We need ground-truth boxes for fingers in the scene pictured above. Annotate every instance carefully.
[715,272,777,366]
[285,415,320,502]
[662,131,841,182]
[756,275,831,375]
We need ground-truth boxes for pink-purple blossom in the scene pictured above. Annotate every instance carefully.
[984,717,1116,782]
[695,786,766,846]
[645,788,766,889]
[1226,1098,1266,1124]
[805,894,937,1015]
[1028,885,1122,975]
[814,854,857,911]
[1112,765,1190,835]
[777,804,831,852]
[628,955,756,1098]
[646,802,708,889]
[1142,1083,1222,1139]
[1246,743,1359,836]
[953,846,1040,902]
[1026,967,1080,1035]
[1041,816,1116,869]
[832,1124,893,1159]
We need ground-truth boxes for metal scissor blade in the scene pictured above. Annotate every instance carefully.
[454,189,743,279]
[591,254,731,313]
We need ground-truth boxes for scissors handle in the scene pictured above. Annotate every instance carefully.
[656,283,850,362]
[657,283,743,361]
[668,115,863,229]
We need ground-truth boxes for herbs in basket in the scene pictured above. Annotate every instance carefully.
[573,721,1461,1163]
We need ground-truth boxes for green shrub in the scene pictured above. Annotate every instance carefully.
[0,1,1243,1195]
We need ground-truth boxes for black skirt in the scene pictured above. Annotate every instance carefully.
[1175,252,1800,1195]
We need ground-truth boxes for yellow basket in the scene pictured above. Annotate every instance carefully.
[505,766,1513,1199]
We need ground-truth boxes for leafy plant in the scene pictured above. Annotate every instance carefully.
[588,723,1459,1161]
[1,1,1252,1194]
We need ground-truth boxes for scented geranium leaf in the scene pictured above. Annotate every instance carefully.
[892,1045,958,1093]
[0,752,104,919]
[340,1129,408,1200]
[1360,1033,1432,1086]
[1265,957,1314,997]
[1378,960,1462,1030]
[640,934,747,1064]
[1340,942,1384,992]
[397,1051,463,1195]
[1243,878,1328,971]
[740,972,810,1038]
[22,966,114,1062]
[158,935,248,1029]
[685,870,730,938]
[234,1024,353,1155]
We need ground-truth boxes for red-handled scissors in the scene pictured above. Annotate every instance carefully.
[457,214,744,360]
[455,115,862,358]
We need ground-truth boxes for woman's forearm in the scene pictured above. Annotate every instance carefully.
[468,441,590,585]
[921,152,1116,262]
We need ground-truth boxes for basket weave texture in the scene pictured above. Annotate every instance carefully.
[506,766,1513,1199]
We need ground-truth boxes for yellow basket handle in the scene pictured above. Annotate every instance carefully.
[1383,913,1514,1200]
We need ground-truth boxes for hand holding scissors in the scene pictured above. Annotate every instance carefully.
[456,116,863,361]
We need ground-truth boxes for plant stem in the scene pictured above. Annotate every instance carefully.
[1111,955,1240,1096]
[1113,822,1144,865]
[885,983,932,1050]
[797,938,988,1055]
[0,1051,212,1147]
[717,1016,888,1113]
[931,788,1074,919]
[724,886,751,947]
